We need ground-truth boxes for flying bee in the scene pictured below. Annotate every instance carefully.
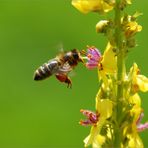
[34,49,84,88]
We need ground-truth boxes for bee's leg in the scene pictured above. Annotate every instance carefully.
[55,74,72,88]
[65,76,72,88]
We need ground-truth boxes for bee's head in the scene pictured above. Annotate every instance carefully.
[71,49,84,63]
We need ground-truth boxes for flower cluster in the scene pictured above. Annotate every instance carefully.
[71,0,147,147]
[80,46,148,147]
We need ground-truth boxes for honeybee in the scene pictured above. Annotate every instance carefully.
[34,49,83,88]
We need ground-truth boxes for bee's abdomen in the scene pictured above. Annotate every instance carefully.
[34,63,52,81]
[34,59,60,81]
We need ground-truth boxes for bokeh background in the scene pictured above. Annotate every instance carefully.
[0,0,147,147]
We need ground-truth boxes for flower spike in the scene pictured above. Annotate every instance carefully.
[70,0,147,147]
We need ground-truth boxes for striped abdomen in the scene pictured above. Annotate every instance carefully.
[34,59,60,81]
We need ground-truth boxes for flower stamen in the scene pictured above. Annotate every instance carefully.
[85,46,102,69]
[80,109,99,126]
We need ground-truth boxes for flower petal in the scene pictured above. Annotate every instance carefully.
[84,126,98,147]
[92,134,106,148]
[101,42,117,73]
[127,134,144,148]
[72,0,114,14]
[136,75,148,92]
[129,93,141,108]
[137,122,148,132]
[129,63,148,92]
[96,99,113,119]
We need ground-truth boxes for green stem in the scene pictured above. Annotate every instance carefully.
[114,0,125,147]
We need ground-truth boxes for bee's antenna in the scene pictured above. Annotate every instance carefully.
[80,50,86,56]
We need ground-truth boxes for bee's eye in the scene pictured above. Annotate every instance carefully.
[73,52,79,59]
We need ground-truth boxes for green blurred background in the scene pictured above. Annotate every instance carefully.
[0,0,147,147]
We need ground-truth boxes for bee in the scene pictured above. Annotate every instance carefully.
[34,49,83,88]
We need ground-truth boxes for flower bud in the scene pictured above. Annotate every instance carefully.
[119,0,132,10]
[96,20,109,33]
[126,38,136,48]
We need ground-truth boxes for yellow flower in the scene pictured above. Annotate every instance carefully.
[96,99,113,118]
[122,13,142,38]
[126,132,144,148]
[98,42,117,85]
[122,93,144,148]
[129,93,141,107]
[84,99,113,147]
[98,70,109,87]
[136,75,148,92]
[130,63,148,92]
[123,115,144,148]
[84,42,117,85]
[71,0,114,14]
[130,93,142,122]
[125,21,142,38]
[94,42,117,87]
[92,134,106,148]
[127,111,144,148]
[101,42,117,74]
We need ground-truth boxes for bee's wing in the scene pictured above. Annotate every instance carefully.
[45,42,65,57]
[55,43,69,59]
[53,42,65,54]
[57,42,64,53]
